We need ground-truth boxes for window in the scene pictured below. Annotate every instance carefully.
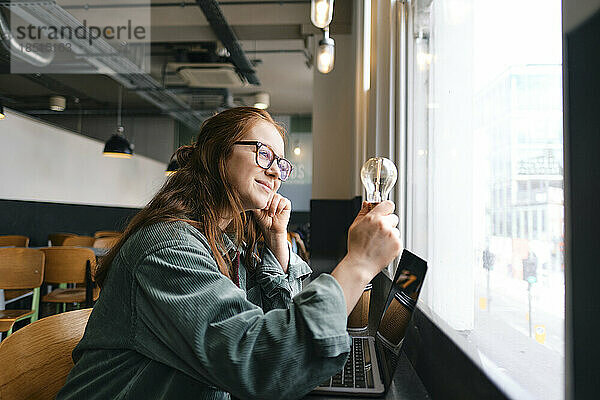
[407,1,564,399]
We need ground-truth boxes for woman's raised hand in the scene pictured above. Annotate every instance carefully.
[346,201,403,277]
[331,201,403,314]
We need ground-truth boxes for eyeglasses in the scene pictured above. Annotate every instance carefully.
[234,141,293,181]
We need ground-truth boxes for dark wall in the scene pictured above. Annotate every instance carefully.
[0,198,311,248]
[310,197,362,276]
[564,8,600,399]
[0,199,139,246]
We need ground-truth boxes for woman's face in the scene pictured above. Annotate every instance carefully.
[225,120,285,211]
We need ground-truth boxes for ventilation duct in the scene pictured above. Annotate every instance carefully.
[168,63,247,88]
[0,10,54,67]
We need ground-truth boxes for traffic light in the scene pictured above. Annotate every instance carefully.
[483,249,494,270]
[523,255,537,283]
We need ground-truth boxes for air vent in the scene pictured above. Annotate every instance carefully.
[167,63,247,88]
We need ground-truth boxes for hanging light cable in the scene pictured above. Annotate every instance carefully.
[103,85,133,158]
[317,27,335,74]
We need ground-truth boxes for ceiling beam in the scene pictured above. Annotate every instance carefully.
[195,0,260,85]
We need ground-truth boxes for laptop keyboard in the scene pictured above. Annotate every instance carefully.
[318,337,375,389]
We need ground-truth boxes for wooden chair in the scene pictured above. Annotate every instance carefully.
[92,235,121,249]
[61,235,96,247]
[0,308,92,400]
[0,236,35,309]
[47,233,77,246]
[93,230,121,238]
[0,235,30,247]
[0,248,44,337]
[39,247,98,312]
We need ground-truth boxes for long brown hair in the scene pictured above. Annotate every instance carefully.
[95,107,286,287]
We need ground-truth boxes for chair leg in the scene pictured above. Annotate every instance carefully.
[56,303,61,314]
[7,326,13,336]
[62,303,66,313]
[30,287,40,323]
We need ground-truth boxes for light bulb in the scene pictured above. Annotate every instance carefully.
[311,0,334,29]
[317,35,335,74]
[360,157,398,207]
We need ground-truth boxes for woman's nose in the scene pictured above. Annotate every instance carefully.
[266,161,281,180]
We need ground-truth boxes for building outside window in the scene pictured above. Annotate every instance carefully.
[407,1,564,399]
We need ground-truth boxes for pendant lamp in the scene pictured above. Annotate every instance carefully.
[165,158,179,176]
[317,28,335,74]
[103,86,133,158]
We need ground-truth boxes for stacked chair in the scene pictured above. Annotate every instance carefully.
[47,233,77,246]
[92,235,121,249]
[39,247,98,314]
[0,248,44,338]
[61,235,96,247]
[0,231,106,341]
[94,230,121,238]
[0,235,30,247]
[0,236,34,305]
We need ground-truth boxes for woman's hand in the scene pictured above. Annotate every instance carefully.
[346,200,402,274]
[252,194,292,272]
[331,201,403,314]
[252,193,292,237]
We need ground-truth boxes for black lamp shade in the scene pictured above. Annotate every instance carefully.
[165,158,179,176]
[0,105,5,120]
[103,134,133,158]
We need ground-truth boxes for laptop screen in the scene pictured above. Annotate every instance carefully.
[374,249,428,388]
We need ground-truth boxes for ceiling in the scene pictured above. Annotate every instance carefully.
[0,0,353,127]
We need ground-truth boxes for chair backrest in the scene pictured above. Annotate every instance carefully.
[0,248,44,289]
[0,235,30,247]
[62,235,96,247]
[48,233,77,246]
[0,308,92,400]
[93,230,121,238]
[38,247,96,284]
[92,235,121,249]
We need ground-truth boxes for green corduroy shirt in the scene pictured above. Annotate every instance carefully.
[57,221,351,400]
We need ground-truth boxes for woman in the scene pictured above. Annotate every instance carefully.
[58,107,402,400]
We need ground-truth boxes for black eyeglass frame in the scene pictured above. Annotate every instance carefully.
[233,140,293,181]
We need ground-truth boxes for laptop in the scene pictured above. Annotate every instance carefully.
[312,249,428,397]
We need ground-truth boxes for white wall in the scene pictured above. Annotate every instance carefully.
[312,33,359,200]
[0,108,168,208]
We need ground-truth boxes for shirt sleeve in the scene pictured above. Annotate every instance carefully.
[254,242,313,311]
[133,241,349,400]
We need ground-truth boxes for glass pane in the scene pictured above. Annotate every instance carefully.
[409,1,564,399]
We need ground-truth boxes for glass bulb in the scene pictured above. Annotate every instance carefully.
[317,40,335,74]
[360,157,398,203]
[311,0,334,29]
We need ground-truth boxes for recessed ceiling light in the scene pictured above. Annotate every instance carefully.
[49,95,66,112]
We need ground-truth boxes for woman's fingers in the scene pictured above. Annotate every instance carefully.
[268,194,279,216]
[276,197,289,215]
[370,200,395,216]
[382,213,399,229]
[347,199,403,272]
